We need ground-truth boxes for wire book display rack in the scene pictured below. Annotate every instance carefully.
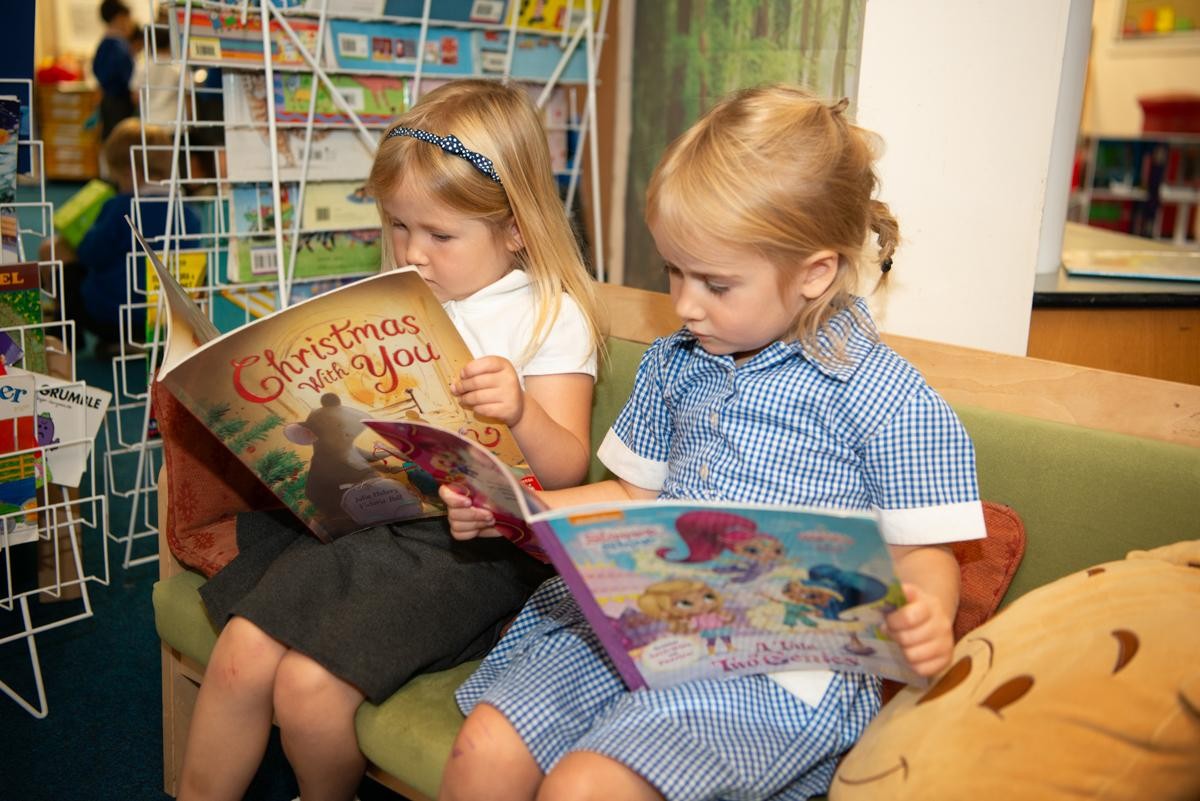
[108,0,610,568]
[0,77,111,719]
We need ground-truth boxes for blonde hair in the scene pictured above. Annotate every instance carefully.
[645,84,899,352]
[103,118,173,185]
[368,79,603,366]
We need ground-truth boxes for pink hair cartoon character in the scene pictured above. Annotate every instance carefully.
[658,510,786,584]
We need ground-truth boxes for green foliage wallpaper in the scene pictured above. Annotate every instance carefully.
[623,0,866,289]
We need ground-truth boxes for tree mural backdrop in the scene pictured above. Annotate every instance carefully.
[623,0,866,289]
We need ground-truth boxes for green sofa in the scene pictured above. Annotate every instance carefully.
[153,292,1200,800]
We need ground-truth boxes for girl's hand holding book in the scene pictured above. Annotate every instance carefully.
[439,483,500,541]
[451,356,524,427]
[884,582,955,678]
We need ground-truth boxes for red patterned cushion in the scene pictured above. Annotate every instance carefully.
[951,501,1026,640]
[154,382,281,577]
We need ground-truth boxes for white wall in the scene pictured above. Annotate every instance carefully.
[1082,0,1200,135]
[856,0,1091,355]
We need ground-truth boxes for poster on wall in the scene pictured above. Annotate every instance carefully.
[622,0,866,289]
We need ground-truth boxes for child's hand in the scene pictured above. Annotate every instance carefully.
[884,582,955,678]
[452,356,524,427]
[438,483,499,541]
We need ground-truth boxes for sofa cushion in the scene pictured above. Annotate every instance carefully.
[154,382,280,577]
[952,501,1024,641]
[830,540,1200,801]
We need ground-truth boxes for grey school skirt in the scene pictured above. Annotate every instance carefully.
[199,508,553,704]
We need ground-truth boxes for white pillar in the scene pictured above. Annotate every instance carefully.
[856,0,1093,355]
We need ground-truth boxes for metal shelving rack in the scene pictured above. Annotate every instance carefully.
[109,0,609,567]
[0,77,111,719]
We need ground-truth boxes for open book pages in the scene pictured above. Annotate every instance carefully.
[364,419,921,690]
[128,217,535,542]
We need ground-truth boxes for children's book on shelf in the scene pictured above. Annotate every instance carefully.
[273,73,410,126]
[146,250,209,340]
[7,368,112,489]
[0,371,43,547]
[383,0,508,24]
[131,219,538,543]
[173,7,321,67]
[478,31,588,82]
[506,0,601,33]
[363,419,922,690]
[226,182,380,282]
[325,20,476,76]
[0,262,46,375]
[223,73,375,183]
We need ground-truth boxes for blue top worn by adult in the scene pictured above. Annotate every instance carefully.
[92,35,134,97]
[75,192,200,343]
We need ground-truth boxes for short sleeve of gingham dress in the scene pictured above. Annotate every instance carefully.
[862,383,987,545]
[596,338,673,491]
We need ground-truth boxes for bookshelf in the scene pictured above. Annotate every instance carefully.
[0,78,111,719]
[109,0,610,567]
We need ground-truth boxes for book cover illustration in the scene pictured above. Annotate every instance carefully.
[226,182,380,283]
[536,502,917,690]
[0,371,43,547]
[174,8,320,67]
[0,262,46,375]
[144,228,533,542]
[325,20,475,76]
[364,420,919,690]
[274,73,410,126]
[9,368,112,489]
[223,73,375,183]
[364,418,549,559]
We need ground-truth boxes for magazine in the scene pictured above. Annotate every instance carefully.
[130,218,537,543]
[0,371,42,547]
[363,419,922,689]
[7,368,112,489]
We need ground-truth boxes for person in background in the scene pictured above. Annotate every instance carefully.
[68,118,198,358]
[93,0,136,140]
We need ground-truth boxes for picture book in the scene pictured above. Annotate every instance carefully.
[325,20,475,76]
[0,371,42,547]
[223,73,375,182]
[363,420,922,690]
[227,181,380,283]
[0,262,46,375]
[1062,249,1200,283]
[505,0,601,33]
[174,8,321,67]
[8,367,112,489]
[131,219,537,543]
[146,250,208,341]
[274,73,410,126]
[478,30,588,82]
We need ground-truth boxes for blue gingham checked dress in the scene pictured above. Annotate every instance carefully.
[457,299,986,801]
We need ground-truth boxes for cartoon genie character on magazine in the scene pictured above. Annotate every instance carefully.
[657,510,787,583]
[638,579,738,655]
[755,565,894,656]
[283,393,417,531]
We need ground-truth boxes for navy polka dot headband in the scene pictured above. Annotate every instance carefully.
[385,126,502,185]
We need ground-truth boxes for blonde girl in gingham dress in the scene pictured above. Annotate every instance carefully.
[439,85,987,801]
